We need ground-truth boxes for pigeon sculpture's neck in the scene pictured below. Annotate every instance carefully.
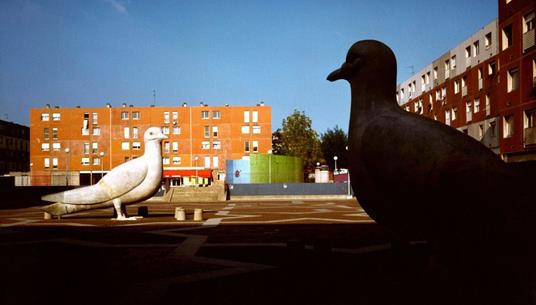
[143,140,163,165]
[349,78,398,113]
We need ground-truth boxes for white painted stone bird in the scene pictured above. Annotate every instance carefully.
[42,127,167,220]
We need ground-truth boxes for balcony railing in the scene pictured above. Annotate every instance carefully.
[524,126,536,146]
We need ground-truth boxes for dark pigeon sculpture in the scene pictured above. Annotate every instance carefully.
[328,40,536,304]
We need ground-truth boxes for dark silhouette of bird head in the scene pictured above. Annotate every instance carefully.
[327,40,397,99]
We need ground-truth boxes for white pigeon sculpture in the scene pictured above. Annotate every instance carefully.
[42,127,167,220]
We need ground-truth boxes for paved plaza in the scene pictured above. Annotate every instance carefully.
[0,199,445,305]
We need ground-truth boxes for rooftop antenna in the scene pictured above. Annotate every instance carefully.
[152,89,156,106]
[407,65,415,75]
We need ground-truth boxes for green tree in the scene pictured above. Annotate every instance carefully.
[320,125,348,172]
[280,110,323,172]
[271,128,283,155]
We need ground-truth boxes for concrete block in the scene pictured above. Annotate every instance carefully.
[175,207,185,221]
[193,208,204,221]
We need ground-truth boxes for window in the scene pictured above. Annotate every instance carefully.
[41,143,50,151]
[164,112,170,124]
[162,126,170,135]
[212,126,218,137]
[123,127,130,139]
[163,157,170,165]
[507,68,519,92]
[523,11,535,33]
[465,46,471,58]
[252,141,259,152]
[445,60,450,77]
[452,107,458,121]
[244,141,250,152]
[92,113,98,124]
[52,128,58,140]
[252,111,258,123]
[489,121,496,137]
[172,142,178,153]
[212,111,221,119]
[485,32,492,48]
[488,61,497,76]
[204,126,210,138]
[44,128,49,140]
[163,142,170,153]
[213,141,221,149]
[92,142,98,153]
[52,158,58,169]
[201,141,210,150]
[201,111,209,119]
[212,156,219,168]
[52,113,61,121]
[486,94,491,116]
[172,111,178,122]
[41,113,50,121]
[82,127,89,136]
[454,79,460,94]
[132,127,138,139]
[80,157,89,166]
[83,142,90,154]
[466,101,473,122]
[241,126,250,134]
[49,142,60,151]
[93,157,100,166]
[502,24,513,50]
[90,127,99,136]
[121,111,129,120]
[253,126,261,134]
[204,156,210,168]
[44,158,50,168]
[473,41,479,57]
[400,88,405,99]
[244,111,250,123]
[172,157,181,165]
[474,98,480,113]
[503,115,514,138]
[451,55,456,69]
[132,111,140,120]
[122,142,130,150]
[132,142,141,150]
[524,109,536,129]
[173,126,181,135]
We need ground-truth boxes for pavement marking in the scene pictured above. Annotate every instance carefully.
[215,210,230,216]
[203,218,223,226]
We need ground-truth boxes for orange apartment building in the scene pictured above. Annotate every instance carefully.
[397,0,535,162]
[29,102,272,186]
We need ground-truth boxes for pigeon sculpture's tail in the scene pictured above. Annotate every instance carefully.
[43,201,114,217]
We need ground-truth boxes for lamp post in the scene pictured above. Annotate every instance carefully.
[29,162,33,186]
[268,150,273,184]
[333,156,338,174]
[99,151,105,181]
[64,148,70,186]
[194,156,199,185]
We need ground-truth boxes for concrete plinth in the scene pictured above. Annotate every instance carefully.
[44,212,52,220]
[193,208,203,221]
[175,207,185,221]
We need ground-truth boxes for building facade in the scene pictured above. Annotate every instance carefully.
[29,102,272,186]
[0,120,30,175]
[397,0,535,162]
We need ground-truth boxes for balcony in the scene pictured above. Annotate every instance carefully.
[524,127,536,146]
[523,28,535,52]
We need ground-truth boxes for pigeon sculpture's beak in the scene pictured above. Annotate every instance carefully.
[327,66,344,82]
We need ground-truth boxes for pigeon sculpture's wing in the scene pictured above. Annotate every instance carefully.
[42,157,148,204]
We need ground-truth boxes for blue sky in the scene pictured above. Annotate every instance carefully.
[0,0,497,133]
